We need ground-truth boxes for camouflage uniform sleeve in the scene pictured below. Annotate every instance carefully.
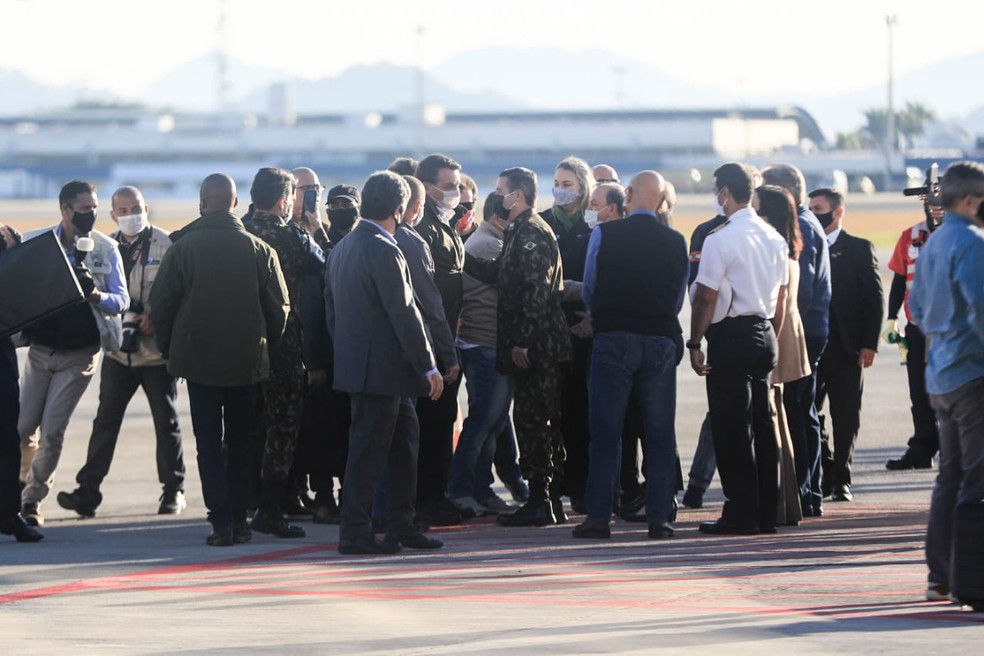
[510,228,556,348]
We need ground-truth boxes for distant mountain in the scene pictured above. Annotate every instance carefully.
[0,69,116,115]
[240,62,519,114]
[135,53,286,112]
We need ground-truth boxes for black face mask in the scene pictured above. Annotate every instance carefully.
[488,193,511,221]
[459,201,475,211]
[814,211,834,229]
[328,208,359,231]
[72,210,96,234]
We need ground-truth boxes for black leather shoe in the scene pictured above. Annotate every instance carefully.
[416,502,465,527]
[812,504,824,517]
[572,520,611,539]
[158,490,186,515]
[698,520,759,536]
[886,452,933,470]
[206,525,234,546]
[831,484,853,502]
[338,536,402,555]
[496,499,556,527]
[551,498,568,524]
[385,529,443,550]
[57,489,97,518]
[0,515,44,542]
[648,523,674,539]
[281,497,315,519]
[232,522,252,544]
[251,511,306,538]
[618,486,646,516]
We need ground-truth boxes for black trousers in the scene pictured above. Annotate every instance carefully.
[904,323,939,458]
[1,337,21,519]
[415,375,461,506]
[816,332,864,487]
[340,394,418,544]
[76,359,185,504]
[706,316,779,531]
[561,336,591,499]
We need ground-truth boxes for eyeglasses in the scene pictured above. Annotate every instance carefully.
[298,184,325,193]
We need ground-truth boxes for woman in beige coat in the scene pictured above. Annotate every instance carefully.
[755,185,809,526]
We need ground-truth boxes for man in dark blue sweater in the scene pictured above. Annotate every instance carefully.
[573,171,689,540]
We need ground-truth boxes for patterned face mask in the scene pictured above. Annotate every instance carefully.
[552,186,581,207]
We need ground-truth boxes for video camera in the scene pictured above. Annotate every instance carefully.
[902,162,942,207]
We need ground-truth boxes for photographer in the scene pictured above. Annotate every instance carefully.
[57,186,186,518]
[18,180,129,527]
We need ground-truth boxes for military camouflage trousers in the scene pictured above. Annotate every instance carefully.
[260,329,306,485]
[513,363,565,482]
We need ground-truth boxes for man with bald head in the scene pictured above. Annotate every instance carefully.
[151,173,289,546]
[592,164,619,185]
[58,186,187,519]
[575,171,689,540]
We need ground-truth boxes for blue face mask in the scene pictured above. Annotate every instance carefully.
[552,186,581,207]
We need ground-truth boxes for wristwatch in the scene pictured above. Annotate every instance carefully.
[686,340,702,350]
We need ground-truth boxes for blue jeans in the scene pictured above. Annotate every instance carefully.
[186,382,256,526]
[687,412,716,490]
[784,334,826,508]
[448,346,514,500]
[585,332,678,524]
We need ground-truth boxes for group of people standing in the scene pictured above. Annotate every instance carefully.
[2,156,981,604]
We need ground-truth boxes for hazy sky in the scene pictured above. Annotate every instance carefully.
[3,0,981,97]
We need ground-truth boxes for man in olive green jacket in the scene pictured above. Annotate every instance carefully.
[150,173,289,546]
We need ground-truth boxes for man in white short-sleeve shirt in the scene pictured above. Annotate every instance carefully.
[688,162,789,536]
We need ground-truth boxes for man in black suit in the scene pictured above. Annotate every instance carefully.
[324,171,445,555]
[808,188,883,502]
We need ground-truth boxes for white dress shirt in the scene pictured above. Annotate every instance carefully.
[694,207,790,321]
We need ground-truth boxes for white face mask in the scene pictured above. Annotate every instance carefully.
[712,191,725,217]
[584,209,600,228]
[435,187,460,212]
[118,212,149,237]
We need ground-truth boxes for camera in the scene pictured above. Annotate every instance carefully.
[120,300,144,354]
[902,163,942,207]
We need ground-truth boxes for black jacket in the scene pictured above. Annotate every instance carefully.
[827,231,884,357]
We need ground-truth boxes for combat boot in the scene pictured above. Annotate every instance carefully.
[496,476,556,527]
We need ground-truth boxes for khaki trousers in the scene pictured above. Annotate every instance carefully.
[19,344,100,505]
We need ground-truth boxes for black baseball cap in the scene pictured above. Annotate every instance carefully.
[326,184,360,205]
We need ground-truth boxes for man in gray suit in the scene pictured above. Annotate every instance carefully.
[325,171,445,555]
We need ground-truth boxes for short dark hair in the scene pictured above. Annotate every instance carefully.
[941,161,984,209]
[250,167,296,211]
[361,171,410,221]
[482,191,499,222]
[757,185,803,260]
[403,175,425,211]
[807,187,845,211]
[714,162,755,204]
[387,156,418,176]
[762,164,806,205]
[416,154,461,185]
[60,180,96,207]
[499,167,537,206]
[459,173,478,198]
[600,183,625,214]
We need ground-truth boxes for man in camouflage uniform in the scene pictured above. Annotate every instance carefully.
[245,167,326,538]
[491,167,571,527]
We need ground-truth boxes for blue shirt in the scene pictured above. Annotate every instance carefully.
[582,210,660,314]
[797,206,832,338]
[56,224,129,315]
[909,212,984,395]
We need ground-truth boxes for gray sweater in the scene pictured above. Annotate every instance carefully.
[459,221,503,349]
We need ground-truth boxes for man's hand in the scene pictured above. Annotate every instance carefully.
[511,346,530,370]
[858,347,876,369]
[690,347,710,376]
[137,313,155,336]
[86,291,102,304]
[300,210,322,235]
[443,364,460,384]
[562,280,583,302]
[0,223,21,250]
[427,371,444,401]
[570,311,593,338]
[307,369,327,386]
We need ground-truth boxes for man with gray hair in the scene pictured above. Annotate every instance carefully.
[325,171,444,554]
[910,161,984,604]
[762,163,832,518]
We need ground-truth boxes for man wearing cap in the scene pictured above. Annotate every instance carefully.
[19,180,129,527]
[57,186,186,519]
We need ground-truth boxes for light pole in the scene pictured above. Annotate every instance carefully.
[885,14,897,191]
